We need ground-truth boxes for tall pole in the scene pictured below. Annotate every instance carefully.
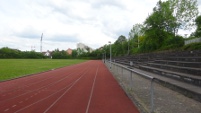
[109,41,111,69]
[40,33,43,53]
[104,51,106,63]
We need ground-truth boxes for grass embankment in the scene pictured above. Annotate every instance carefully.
[0,59,87,81]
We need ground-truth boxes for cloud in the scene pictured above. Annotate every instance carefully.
[48,34,79,43]
[0,0,200,52]
[14,27,42,39]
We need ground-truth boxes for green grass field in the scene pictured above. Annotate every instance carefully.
[0,59,87,81]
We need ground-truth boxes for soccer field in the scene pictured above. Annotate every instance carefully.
[0,59,87,81]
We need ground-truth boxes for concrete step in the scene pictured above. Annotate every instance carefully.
[139,65,201,86]
[153,60,201,68]
[145,62,201,76]
[131,67,201,102]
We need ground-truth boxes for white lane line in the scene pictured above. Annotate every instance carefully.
[19,101,23,104]
[14,69,88,113]
[85,66,99,113]
[1,74,71,104]
[43,70,89,113]
[12,105,17,108]
[0,63,87,104]
[4,109,9,112]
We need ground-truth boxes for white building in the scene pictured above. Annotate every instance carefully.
[77,43,93,54]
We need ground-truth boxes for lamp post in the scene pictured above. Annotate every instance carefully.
[109,41,111,69]
[103,50,106,63]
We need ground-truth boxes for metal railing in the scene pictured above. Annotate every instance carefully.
[105,60,155,113]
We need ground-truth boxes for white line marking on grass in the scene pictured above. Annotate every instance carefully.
[85,66,99,113]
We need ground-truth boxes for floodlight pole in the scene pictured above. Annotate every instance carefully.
[40,33,43,53]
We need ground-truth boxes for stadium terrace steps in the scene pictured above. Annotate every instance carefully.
[113,50,201,102]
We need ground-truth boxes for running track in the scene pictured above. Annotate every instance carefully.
[0,60,139,113]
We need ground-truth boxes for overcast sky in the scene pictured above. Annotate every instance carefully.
[0,0,201,52]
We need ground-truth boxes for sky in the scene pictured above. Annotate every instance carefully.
[0,0,201,52]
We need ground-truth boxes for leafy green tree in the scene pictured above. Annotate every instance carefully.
[128,23,144,54]
[115,35,127,44]
[194,15,201,37]
[52,49,69,59]
[141,0,175,51]
[0,47,45,59]
[0,47,21,58]
[72,49,78,58]
[112,35,127,56]
[169,0,199,33]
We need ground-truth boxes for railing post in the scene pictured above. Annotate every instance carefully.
[150,78,154,113]
[130,70,133,89]
[105,62,155,113]
[122,67,123,79]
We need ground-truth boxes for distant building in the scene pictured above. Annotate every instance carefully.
[67,48,72,55]
[77,43,93,54]
[42,50,52,58]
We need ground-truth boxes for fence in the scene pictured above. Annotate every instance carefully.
[105,60,155,113]
[104,60,201,113]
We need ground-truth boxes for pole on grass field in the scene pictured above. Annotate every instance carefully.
[40,33,43,53]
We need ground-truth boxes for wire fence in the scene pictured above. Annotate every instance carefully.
[104,60,201,113]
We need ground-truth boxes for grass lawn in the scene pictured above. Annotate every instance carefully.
[0,59,87,81]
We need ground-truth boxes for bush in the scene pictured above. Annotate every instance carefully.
[161,35,184,50]
[182,42,201,50]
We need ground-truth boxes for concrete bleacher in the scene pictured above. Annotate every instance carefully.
[113,50,201,102]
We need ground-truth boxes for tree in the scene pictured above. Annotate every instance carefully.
[115,35,127,44]
[72,49,78,58]
[169,0,199,34]
[112,35,127,56]
[52,49,69,59]
[194,15,201,37]
[142,0,175,51]
[128,24,144,54]
[129,24,144,39]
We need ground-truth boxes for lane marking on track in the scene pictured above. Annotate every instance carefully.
[0,71,76,104]
[0,63,84,95]
[85,66,99,113]
[14,68,89,113]
[43,69,89,113]
[12,105,16,108]
[4,109,9,112]
[19,101,23,104]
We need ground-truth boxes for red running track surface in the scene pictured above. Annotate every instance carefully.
[0,60,139,113]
